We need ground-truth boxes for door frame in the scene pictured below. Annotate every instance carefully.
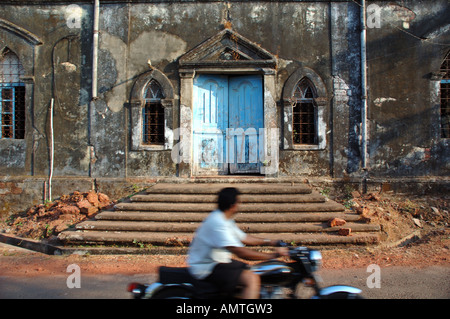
[179,69,278,177]
[192,74,264,176]
[177,29,279,177]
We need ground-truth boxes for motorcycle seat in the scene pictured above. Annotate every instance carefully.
[158,266,220,295]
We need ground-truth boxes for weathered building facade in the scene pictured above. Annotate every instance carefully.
[0,0,449,212]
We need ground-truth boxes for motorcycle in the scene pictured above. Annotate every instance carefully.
[127,243,363,299]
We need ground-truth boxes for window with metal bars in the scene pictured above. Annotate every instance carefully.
[292,78,317,145]
[441,50,450,138]
[143,79,165,145]
[0,49,25,139]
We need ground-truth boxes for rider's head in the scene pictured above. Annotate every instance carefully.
[218,187,241,214]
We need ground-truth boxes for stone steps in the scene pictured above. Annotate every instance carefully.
[74,220,380,233]
[58,182,381,248]
[94,211,362,223]
[58,231,380,246]
[143,183,312,194]
[114,201,345,212]
[130,193,326,203]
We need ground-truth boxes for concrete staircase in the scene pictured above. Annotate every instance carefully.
[58,182,381,248]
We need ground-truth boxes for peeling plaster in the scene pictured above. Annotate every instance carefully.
[402,146,427,165]
[316,107,327,150]
[142,5,170,29]
[129,31,187,71]
[374,97,397,107]
[165,124,174,150]
[80,146,91,172]
[0,140,25,168]
[249,4,268,22]
[333,75,350,104]
[305,7,319,32]
[386,3,416,29]
[99,32,127,113]
[277,58,294,70]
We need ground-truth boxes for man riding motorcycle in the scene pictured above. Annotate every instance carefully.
[187,187,289,299]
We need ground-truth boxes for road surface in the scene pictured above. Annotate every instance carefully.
[1,266,448,299]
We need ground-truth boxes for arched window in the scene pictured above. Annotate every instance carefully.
[130,69,174,151]
[292,78,317,145]
[441,50,450,138]
[143,79,165,145]
[0,48,25,139]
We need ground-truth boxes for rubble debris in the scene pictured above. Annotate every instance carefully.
[328,217,346,227]
[329,186,449,243]
[413,218,423,228]
[338,228,352,236]
[164,236,189,247]
[351,190,361,198]
[365,193,381,201]
[431,207,440,215]
[6,190,114,240]
[77,199,98,217]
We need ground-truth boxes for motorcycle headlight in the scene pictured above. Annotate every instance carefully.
[309,250,322,272]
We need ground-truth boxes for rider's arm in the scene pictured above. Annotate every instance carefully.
[227,246,280,261]
[241,234,278,247]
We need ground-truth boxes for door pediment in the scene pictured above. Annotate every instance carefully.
[179,28,277,69]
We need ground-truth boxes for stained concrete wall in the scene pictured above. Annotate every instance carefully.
[0,1,449,212]
[366,1,450,177]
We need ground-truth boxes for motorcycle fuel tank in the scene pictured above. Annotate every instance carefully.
[251,261,293,285]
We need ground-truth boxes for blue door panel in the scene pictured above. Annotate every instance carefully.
[193,75,228,174]
[228,75,263,173]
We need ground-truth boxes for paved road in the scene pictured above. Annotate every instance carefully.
[1,266,448,299]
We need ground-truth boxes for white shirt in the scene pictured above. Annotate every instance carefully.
[187,210,247,279]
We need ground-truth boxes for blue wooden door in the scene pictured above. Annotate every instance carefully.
[228,75,263,174]
[193,75,229,175]
[193,74,263,175]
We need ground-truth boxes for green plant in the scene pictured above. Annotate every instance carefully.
[342,184,354,200]
[44,223,53,237]
[131,184,140,193]
[132,239,153,249]
[343,199,355,210]
[132,239,145,248]
[320,188,330,198]
[261,160,271,167]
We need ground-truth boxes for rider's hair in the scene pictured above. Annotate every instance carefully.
[217,187,241,212]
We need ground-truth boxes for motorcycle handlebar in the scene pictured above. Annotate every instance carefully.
[275,240,289,247]
[275,240,296,257]
[275,241,314,258]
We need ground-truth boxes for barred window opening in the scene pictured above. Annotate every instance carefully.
[0,49,25,139]
[441,50,450,138]
[143,79,165,145]
[293,79,317,145]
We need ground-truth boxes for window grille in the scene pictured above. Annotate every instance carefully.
[441,51,450,138]
[292,79,317,145]
[0,49,25,139]
[143,79,165,145]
